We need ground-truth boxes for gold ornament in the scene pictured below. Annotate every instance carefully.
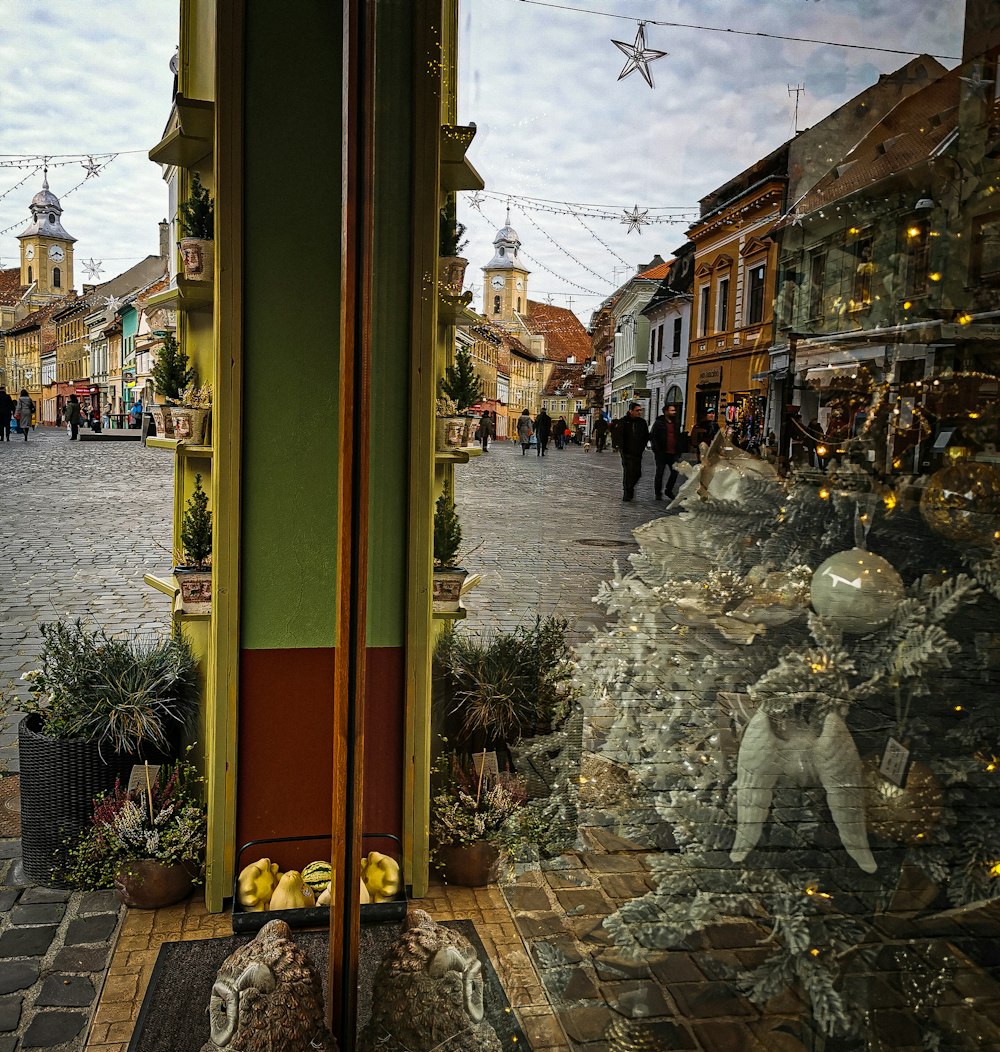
[699,430,778,502]
[810,548,904,635]
[864,758,942,844]
[920,462,1000,546]
[605,1015,665,1051]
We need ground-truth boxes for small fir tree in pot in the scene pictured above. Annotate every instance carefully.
[438,198,469,295]
[433,482,466,612]
[176,475,212,610]
[178,171,215,280]
[151,333,194,405]
[440,345,484,415]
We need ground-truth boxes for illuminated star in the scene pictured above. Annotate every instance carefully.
[82,156,101,179]
[611,23,668,89]
[960,71,994,99]
[82,258,104,280]
[621,204,649,234]
[104,295,122,313]
[467,190,485,209]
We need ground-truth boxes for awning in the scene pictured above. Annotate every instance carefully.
[796,343,887,374]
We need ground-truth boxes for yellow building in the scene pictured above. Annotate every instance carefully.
[17,175,76,307]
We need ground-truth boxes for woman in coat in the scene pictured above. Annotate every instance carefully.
[64,395,82,441]
[516,408,533,456]
[14,389,33,442]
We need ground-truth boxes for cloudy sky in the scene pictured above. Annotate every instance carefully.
[459,0,966,322]
[1,0,966,321]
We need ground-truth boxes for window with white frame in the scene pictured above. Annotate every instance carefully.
[746,263,766,325]
[716,276,730,332]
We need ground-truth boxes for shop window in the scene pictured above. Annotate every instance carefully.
[746,262,766,324]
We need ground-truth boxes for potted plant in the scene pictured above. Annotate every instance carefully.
[175,474,212,612]
[5,619,198,885]
[433,482,467,613]
[149,331,194,439]
[440,345,484,446]
[171,381,212,445]
[435,393,466,451]
[438,198,468,296]
[178,171,215,281]
[430,752,529,887]
[63,755,206,908]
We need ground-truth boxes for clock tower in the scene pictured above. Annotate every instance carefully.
[18,174,76,304]
[482,213,529,325]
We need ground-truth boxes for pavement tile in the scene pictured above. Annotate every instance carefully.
[577,852,645,874]
[0,960,40,995]
[0,925,57,958]
[11,903,66,926]
[0,892,18,914]
[21,1011,88,1048]
[689,1019,759,1051]
[0,997,21,1032]
[544,869,594,890]
[505,885,551,912]
[64,914,119,945]
[0,844,20,861]
[669,980,758,1019]
[17,888,70,905]
[514,913,567,941]
[532,935,584,968]
[558,1004,614,1043]
[36,975,96,1008]
[78,891,121,915]
[554,888,612,916]
[52,946,110,972]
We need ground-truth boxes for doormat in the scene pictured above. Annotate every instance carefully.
[0,777,20,838]
[127,919,529,1051]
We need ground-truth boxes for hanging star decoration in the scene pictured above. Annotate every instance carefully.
[611,22,668,89]
[81,156,101,179]
[82,258,105,280]
[960,70,995,99]
[104,294,122,313]
[621,204,650,234]
[467,190,485,209]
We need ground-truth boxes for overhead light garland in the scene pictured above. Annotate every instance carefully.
[611,22,668,89]
[463,189,696,225]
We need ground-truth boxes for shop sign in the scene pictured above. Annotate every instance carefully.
[697,367,722,385]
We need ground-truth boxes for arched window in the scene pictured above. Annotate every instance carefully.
[493,295,501,314]
[27,266,32,284]
[517,297,521,312]
[53,267,61,288]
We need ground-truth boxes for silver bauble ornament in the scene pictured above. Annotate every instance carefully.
[810,548,904,635]
[919,461,1000,547]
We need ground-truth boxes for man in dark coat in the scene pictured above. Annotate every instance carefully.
[534,409,552,457]
[593,415,609,452]
[619,402,649,502]
[0,386,13,442]
[649,403,686,502]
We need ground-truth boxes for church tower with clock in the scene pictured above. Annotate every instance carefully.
[18,174,76,305]
[482,213,529,327]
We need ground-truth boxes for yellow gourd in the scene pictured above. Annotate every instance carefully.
[237,858,281,912]
[269,870,316,910]
[316,878,370,906]
[361,851,401,903]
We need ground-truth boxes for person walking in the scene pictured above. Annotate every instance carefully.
[478,410,494,452]
[553,416,568,450]
[593,415,609,453]
[619,402,649,502]
[534,408,552,457]
[64,394,82,440]
[516,408,534,456]
[610,415,623,452]
[14,389,33,442]
[691,410,719,461]
[649,403,686,502]
[0,386,13,442]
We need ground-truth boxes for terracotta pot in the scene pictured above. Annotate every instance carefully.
[149,405,174,438]
[175,569,212,612]
[437,841,500,887]
[115,859,196,909]
[170,407,209,444]
[438,256,468,296]
[179,237,214,282]
[432,567,468,612]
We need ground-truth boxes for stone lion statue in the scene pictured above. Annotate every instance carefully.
[200,919,337,1052]
[358,909,502,1052]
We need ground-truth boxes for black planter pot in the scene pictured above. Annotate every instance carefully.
[18,715,169,887]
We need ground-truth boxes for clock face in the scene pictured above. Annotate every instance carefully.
[24,245,35,261]
[516,280,523,290]
[490,276,505,290]
[49,245,65,262]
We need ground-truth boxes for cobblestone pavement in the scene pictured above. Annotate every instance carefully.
[455,439,676,643]
[0,427,172,1050]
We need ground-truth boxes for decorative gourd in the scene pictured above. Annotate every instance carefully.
[315,878,369,906]
[361,851,401,903]
[237,858,282,912]
[302,860,333,895]
[269,870,316,910]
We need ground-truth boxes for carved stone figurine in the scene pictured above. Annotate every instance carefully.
[358,908,502,1052]
[200,919,337,1052]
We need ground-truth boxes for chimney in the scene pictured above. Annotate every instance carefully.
[159,219,170,259]
[83,284,96,295]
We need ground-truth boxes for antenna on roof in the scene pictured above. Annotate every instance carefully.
[788,83,805,134]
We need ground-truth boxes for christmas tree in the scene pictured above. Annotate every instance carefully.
[151,332,194,404]
[573,402,1000,1048]
[440,345,484,415]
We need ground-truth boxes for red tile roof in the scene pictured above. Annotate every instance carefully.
[524,301,592,362]
[638,260,671,280]
[542,361,587,397]
[0,268,28,309]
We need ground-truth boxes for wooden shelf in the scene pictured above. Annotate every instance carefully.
[440,124,485,192]
[145,437,213,457]
[433,605,468,620]
[144,572,179,598]
[147,276,214,312]
[435,446,484,463]
[438,290,480,326]
[149,94,214,167]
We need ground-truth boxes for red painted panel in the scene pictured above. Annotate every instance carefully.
[236,646,404,875]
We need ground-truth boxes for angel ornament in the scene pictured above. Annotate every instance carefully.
[730,706,876,873]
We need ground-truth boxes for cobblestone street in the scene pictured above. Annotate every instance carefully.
[455,439,672,642]
[0,429,174,772]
